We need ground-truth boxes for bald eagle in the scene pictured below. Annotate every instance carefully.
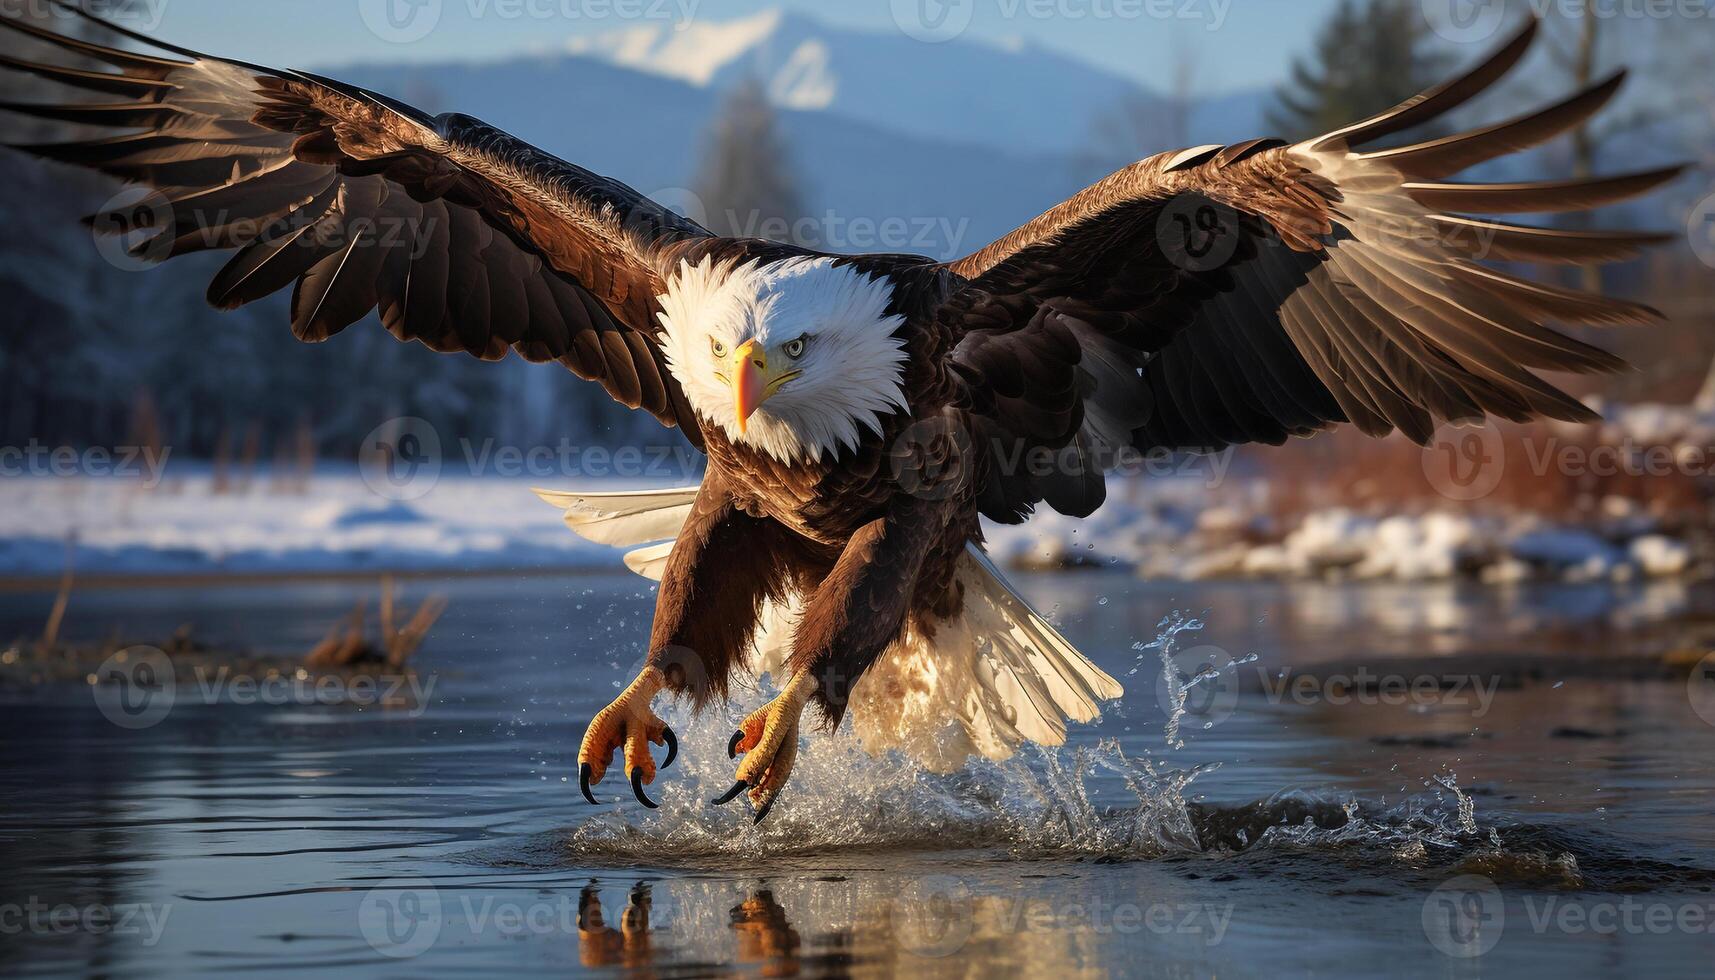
[4,9,1680,821]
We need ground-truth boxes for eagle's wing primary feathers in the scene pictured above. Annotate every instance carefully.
[1,4,710,442]
[940,19,1682,524]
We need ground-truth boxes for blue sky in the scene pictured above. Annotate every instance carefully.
[114,0,1349,95]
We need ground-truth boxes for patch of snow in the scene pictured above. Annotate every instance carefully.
[1281,510,1373,576]
[0,473,635,577]
[1630,535,1692,578]
[299,499,429,530]
[768,40,837,110]
[1510,528,1624,572]
[562,10,784,86]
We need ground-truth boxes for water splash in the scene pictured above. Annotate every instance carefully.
[1131,611,1257,748]
[1132,611,1205,748]
[562,725,1518,873]
[560,614,1535,875]
[565,731,1214,866]
[1430,771,1481,837]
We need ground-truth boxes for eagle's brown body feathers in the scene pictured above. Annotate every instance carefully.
[683,269,978,721]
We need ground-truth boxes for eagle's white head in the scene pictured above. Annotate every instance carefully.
[657,255,910,464]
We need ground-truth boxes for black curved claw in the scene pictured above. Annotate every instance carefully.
[659,725,678,770]
[711,780,748,806]
[630,767,658,809]
[753,794,778,825]
[579,762,598,805]
[727,729,744,759]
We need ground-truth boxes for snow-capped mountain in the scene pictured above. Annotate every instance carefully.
[329,8,1274,260]
[553,9,1157,153]
[334,54,1088,262]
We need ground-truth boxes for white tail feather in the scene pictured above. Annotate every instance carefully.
[846,545,1122,771]
[534,487,1122,769]
[532,485,700,577]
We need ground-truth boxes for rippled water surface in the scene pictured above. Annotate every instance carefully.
[3,573,1715,977]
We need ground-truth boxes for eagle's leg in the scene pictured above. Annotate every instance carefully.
[578,665,677,808]
[715,668,819,823]
[714,490,956,823]
[578,478,788,809]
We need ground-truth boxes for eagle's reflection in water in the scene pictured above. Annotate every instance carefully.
[730,890,803,975]
[577,883,803,976]
[576,883,654,970]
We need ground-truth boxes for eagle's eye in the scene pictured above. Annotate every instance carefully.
[709,338,727,358]
[783,335,808,359]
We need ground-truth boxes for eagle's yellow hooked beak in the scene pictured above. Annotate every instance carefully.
[727,339,805,435]
[731,339,769,434]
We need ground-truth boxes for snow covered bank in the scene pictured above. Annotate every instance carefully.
[0,473,622,577]
[983,501,1706,584]
[0,460,1706,585]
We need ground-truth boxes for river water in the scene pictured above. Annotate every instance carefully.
[3,572,1714,977]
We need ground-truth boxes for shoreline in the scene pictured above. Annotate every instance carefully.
[0,564,624,594]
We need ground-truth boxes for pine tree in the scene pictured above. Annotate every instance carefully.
[692,78,807,245]
[1266,0,1455,142]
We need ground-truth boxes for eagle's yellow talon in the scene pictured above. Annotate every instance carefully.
[728,711,768,758]
[721,671,817,823]
[578,666,672,806]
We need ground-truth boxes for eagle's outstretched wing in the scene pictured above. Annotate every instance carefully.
[1,4,713,442]
[940,19,1683,523]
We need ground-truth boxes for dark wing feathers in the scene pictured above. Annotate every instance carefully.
[1430,215,1673,265]
[0,5,713,441]
[942,19,1680,524]
[1311,16,1539,150]
[0,48,174,95]
[1402,166,1686,214]
[1358,71,1627,180]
